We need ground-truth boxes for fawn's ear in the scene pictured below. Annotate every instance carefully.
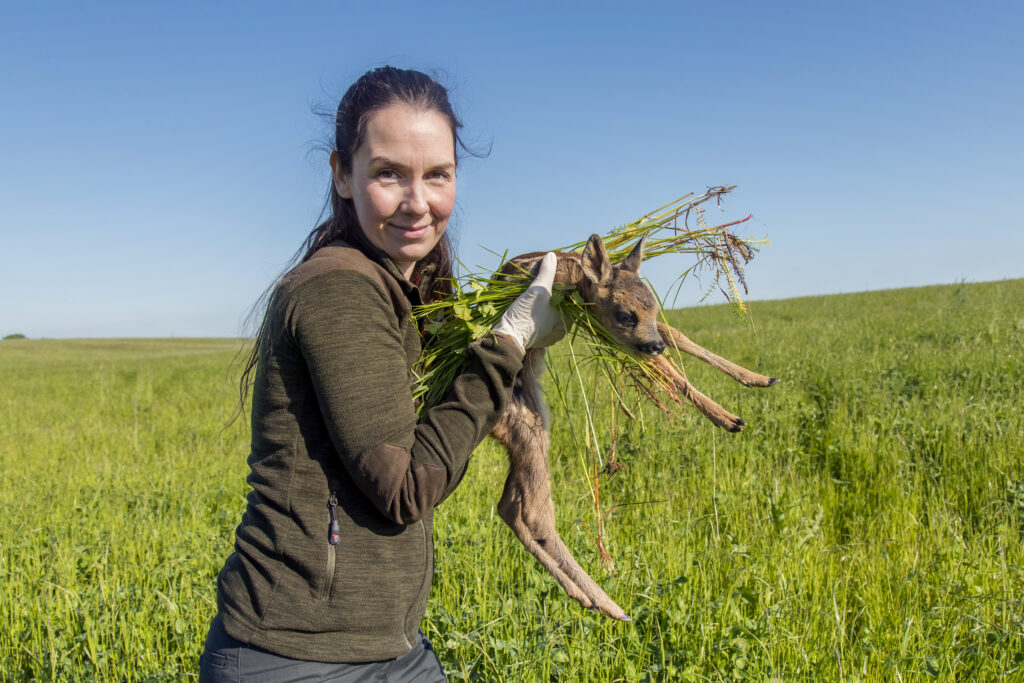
[582,234,613,286]
[619,233,647,273]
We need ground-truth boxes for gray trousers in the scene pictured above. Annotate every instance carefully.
[198,614,446,682]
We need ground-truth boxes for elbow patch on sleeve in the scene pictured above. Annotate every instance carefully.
[357,443,448,524]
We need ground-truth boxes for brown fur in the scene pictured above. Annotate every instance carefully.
[490,234,778,620]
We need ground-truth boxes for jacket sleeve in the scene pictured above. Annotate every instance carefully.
[287,269,523,525]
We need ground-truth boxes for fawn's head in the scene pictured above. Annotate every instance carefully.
[579,234,666,357]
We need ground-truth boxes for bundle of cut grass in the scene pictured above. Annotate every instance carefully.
[412,185,766,414]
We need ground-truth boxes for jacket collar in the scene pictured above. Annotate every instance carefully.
[327,234,437,307]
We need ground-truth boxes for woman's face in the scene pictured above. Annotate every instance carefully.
[332,104,456,279]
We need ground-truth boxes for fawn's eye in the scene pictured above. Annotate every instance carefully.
[616,311,637,327]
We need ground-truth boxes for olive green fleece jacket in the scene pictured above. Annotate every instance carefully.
[215,239,523,662]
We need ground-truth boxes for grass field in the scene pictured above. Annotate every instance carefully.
[1,279,1022,681]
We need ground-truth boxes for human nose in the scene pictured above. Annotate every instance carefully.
[400,178,429,216]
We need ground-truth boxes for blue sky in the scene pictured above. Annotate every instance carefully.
[1,2,1021,337]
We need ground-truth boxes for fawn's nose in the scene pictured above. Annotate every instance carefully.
[636,339,666,356]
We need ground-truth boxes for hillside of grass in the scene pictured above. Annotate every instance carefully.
[1,279,1021,680]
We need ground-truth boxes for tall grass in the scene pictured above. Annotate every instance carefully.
[0,339,248,681]
[1,280,1022,680]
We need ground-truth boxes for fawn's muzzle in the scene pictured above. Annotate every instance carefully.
[636,339,666,356]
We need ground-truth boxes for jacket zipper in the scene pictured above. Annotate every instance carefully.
[321,490,339,601]
[402,519,428,649]
[328,491,341,545]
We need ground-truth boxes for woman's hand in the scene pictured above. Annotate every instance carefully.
[493,252,568,352]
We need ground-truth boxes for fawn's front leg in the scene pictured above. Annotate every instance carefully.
[651,354,747,432]
[491,351,629,621]
[657,322,779,388]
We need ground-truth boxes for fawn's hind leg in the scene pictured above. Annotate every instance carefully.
[491,350,629,621]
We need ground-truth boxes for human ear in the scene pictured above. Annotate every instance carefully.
[330,151,352,199]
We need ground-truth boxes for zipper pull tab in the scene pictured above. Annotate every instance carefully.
[328,491,340,545]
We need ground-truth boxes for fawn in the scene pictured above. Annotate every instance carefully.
[490,234,779,620]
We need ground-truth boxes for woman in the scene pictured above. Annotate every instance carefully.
[198,66,562,681]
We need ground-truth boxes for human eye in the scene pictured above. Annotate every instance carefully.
[426,167,454,183]
[376,168,399,180]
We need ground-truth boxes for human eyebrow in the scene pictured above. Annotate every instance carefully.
[430,161,457,173]
[367,157,455,176]
[367,156,406,170]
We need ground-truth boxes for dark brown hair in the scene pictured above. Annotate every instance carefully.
[237,67,466,413]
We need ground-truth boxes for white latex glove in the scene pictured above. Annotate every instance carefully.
[492,252,568,352]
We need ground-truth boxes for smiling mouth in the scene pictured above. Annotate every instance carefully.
[389,223,430,236]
